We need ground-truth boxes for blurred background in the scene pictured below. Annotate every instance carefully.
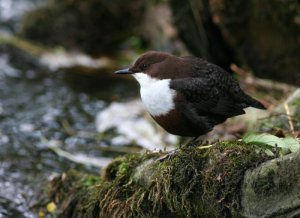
[0,0,299,216]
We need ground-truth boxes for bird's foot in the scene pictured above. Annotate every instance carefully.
[183,136,216,149]
[182,136,205,148]
[185,140,202,147]
[157,135,216,162]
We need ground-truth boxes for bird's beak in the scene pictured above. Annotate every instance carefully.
[114,68,133,74]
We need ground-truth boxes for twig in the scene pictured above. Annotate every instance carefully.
[257,111,300,123]
[284,103,296,137]
[231,64,297,93]
[197,144,214,149]
[48,145,112,168]
[40,136,112,168]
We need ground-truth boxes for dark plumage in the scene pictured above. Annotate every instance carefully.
[115,51,265,137]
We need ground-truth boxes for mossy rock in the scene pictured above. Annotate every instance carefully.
[47,142,275,217]
[241,150,300,217]
[20,0,145,55]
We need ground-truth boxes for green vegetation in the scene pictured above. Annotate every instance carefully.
[48,142,271,217]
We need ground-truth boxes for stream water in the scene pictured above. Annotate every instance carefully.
[0,44,120,217]
[0,0,45,33]
[0,45,177,217]
[0,1,179,216]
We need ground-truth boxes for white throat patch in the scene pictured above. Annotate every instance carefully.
[133,73,176,116]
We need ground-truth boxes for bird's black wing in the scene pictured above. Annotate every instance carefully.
[169,75,247,131]
[170,76,246,117]
[171,56,265,114]
[169,59,265,133]
[171,57,263,127]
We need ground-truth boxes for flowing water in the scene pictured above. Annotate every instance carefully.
[0,46,98,216]
[0,43,146,216]
[0,1,179,216]
[0,26,177,218]
[0,0,45,33]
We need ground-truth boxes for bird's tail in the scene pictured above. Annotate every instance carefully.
[246,96,266,109]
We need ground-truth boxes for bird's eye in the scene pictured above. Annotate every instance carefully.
[141,64,149,70]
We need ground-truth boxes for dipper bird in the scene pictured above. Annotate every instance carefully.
[115,51,265,137]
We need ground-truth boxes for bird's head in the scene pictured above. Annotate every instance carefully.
[115,51,181,86]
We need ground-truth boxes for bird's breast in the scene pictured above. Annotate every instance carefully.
[140,78,176,116]
[152,109,201,137]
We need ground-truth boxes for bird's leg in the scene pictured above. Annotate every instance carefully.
[157,137,190,162]
[188,136,201,147]
[178,137,197,148]
[182,135,206,147]
[158,136,211,162]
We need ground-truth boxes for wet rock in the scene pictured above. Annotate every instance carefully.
[170,0,300,85]
[169,0,235,72]
[211,0,300,85]
[241,150,300,217]
[20,0,145,54]
[96,100,178,150]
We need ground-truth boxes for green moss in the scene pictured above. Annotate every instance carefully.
[48,169,102,217]
[278,162,298,193]
[252,169,275,196]
[103,153,159,181]
[249,152,299,198]
[197,142,270,216]
[48,142,272,217]
[97,142,270,217]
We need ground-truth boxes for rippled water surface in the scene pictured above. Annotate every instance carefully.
[0,43,141,216]
[0,2,176,216]
[0,0,45,32]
